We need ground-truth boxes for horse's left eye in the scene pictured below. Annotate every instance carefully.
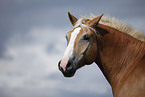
[83,34,90,41]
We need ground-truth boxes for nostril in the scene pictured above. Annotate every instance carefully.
[58,60,61,67]
[66,60,73,71]
[58,60,61,65]
[67,60,72,67]
[67,65,73,71]
[58,60,63,71]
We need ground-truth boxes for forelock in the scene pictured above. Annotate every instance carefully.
[74,18,97,34]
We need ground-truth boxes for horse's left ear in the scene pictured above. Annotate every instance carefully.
[88,14,104,27]
[68,12,78,26]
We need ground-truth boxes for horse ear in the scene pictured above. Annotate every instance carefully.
[88,14,104,27]
[68,12,78,26]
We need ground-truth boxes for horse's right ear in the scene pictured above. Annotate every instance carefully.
[68,12,78,26]
[88,14,104,27]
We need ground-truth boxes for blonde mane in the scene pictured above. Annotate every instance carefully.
[79,15,145,42]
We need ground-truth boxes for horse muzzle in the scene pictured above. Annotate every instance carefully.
[58,59,76,77]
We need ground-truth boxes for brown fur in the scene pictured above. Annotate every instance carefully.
[59,13,145,97]
[95,23,145,97]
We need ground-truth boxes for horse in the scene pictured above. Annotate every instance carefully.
[58,12,145,97]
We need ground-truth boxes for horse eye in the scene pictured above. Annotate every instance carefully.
[83,34,90,41]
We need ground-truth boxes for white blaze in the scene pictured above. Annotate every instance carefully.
[60,27,81,71]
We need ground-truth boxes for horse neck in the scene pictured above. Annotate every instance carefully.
[95,24,145,91]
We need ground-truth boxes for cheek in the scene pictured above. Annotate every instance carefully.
[73,41,97,66]
[85,43,97,64]
[74,42,90,55]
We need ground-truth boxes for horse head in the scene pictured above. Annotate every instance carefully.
[58,12,103,77]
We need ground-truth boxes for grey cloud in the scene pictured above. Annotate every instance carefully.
[57,89,112,97]
[0,0,145,97]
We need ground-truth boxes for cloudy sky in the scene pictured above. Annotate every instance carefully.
[0,0,145,97]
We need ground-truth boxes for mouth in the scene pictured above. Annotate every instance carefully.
[58,60,76,77]
[62,71,75,77]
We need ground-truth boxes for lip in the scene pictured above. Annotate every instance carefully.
[62,71,75,77]
[59,68,76,77]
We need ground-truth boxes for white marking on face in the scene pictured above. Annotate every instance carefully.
[60,27,81,71]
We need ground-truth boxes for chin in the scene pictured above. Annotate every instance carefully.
[63,72,75,77]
